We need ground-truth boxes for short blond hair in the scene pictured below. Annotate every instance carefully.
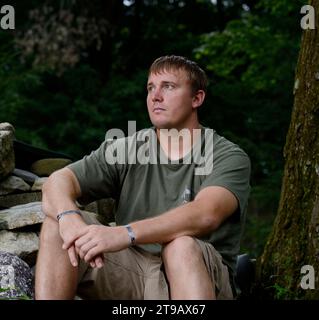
[149,55,208,94]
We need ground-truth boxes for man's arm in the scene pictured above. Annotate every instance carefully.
[42,167,104,268]
[41,167,82,220]
[72,185,238,263]
[130,186,238,245]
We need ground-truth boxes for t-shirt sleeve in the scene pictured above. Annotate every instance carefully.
[67,139,120,204]
[199,143,251,216]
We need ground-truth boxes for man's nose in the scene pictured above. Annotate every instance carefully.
[152,87,163,102]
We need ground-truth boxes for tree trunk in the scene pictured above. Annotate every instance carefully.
[256,0,319,299]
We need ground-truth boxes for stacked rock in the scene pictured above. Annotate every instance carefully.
[0,123,15,180]
[0,122,115,299]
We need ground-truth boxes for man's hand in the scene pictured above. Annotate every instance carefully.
[58,215,104,268]
[64,225,130,264]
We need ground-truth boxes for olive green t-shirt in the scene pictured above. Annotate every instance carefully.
[67,127,251,278]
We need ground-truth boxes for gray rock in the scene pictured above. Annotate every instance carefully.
[13,168,39,185]
[0,230,39,263]
[0,129,15,180]
[77,200,98,214]
[30,158,72,176]
[0,175,31,196]
[0,191,42,209]
[31,177,48,191]
[0,123,15,134]
[0,202,44,230]
[0,251,33,299]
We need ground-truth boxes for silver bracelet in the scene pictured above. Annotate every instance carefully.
[56,209,82,221]
[124,224,136,246]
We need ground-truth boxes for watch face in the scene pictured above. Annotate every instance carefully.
[125,225,136,245]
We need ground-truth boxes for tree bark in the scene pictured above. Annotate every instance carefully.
[256,0,319,299]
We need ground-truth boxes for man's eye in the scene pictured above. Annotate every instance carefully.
[147,86,154,92]
[164,84,174,89]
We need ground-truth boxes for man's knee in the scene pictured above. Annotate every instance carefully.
[162,236,203,269]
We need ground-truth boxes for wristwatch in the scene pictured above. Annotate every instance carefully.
[124,224,136,246]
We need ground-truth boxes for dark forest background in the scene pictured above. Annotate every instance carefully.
[0,0,307,258]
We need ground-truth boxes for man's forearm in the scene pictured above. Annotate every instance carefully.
[130,200,217,246]
[41,168,81,221]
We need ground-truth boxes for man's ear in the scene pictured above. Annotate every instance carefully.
[192,90,205,109]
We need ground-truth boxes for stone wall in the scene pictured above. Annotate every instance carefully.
[0,122,115,299]
[0,123,15,180]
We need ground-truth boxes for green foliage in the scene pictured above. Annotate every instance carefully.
[0,32,48,148]
[271,283,291,300]
[194,0,304,259]
[0,0,304,262]
[258,0,307,16]
[241,211,276,258]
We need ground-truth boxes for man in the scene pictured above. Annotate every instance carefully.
[35,55,251,300]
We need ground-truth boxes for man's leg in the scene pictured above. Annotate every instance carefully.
[162,236,215,299]
[35,216,78,300]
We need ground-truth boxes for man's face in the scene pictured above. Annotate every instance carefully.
[146,69,198,130]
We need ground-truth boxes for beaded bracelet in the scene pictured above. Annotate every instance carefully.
[56,209,82,221]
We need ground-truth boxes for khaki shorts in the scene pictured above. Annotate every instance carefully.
[76,211,233,300]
